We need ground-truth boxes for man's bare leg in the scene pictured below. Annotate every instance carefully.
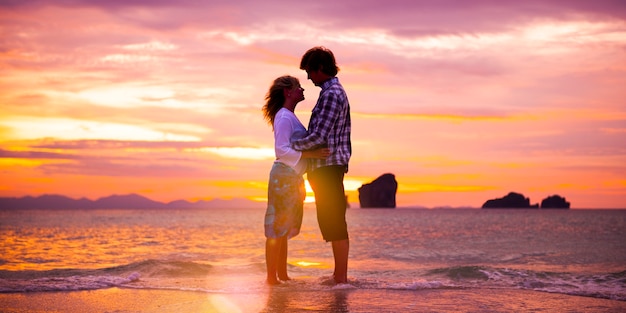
[332,238,349,283]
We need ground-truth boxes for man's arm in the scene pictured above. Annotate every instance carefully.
[292,91,340,151]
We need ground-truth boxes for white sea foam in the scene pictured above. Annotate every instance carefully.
[331,283,357,290]
[387,280,446,290]
[0,272,141,292]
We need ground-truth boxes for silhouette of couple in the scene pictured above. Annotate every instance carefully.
[262,46,351,286]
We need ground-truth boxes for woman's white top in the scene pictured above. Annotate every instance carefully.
[274,108,308,175]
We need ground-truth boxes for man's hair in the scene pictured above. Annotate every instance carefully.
[300,46,340,77]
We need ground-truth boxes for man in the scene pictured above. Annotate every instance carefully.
[292,46,352,284]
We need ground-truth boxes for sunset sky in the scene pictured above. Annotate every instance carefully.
[1,1,625,208]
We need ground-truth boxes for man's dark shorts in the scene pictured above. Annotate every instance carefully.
[308,165,349,242]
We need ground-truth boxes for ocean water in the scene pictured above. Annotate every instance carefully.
[0,206,625,307]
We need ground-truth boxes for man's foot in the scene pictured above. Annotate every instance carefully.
[319,274,347,285]
[331,271,348,284]
[320,275,336,286]
[334,277,348,284]
[278,275,291,281]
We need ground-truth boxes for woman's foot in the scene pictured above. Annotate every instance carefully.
[267,276,281,285]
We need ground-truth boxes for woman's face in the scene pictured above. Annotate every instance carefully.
[289,84,305,104]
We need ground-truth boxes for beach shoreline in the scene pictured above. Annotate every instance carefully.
[1,287,625,313]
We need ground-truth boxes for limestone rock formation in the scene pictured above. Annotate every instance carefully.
[358,173,397,208]
[482,192,539,209]
[541,195,570,209]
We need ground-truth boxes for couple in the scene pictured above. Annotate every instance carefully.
[262,46,351,286]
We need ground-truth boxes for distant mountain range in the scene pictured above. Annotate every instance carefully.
[0,194,262,210]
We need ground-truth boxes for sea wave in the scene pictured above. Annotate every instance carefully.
[0,271,140,292]
[424,266,626,301]
[0,259,210,293]
[0,261,624,301]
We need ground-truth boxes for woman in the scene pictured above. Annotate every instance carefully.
[262,75,329,285]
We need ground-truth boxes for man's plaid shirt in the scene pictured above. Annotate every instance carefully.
[292,77,352,172]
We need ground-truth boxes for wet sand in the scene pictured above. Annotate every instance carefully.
[1,287,625,313]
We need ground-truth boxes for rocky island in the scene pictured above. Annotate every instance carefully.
[482,192,570,209]
[358,173,397,208]
[540,195,571,209]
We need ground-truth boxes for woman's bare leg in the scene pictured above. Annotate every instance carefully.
[277,236,290,280]
[265,237,283,285]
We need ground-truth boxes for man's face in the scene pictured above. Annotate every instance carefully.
[305,68,324,86]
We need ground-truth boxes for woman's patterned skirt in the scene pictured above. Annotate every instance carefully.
[264,162,305,239]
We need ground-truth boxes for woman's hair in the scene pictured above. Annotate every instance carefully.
[262,75,300,128]
[300,46,339,76]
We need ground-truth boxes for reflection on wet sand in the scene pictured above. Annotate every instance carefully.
[263,288,350,313]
